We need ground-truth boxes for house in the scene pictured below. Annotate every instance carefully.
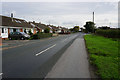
[49,25,60,33]
[57,26,70,34]
[0,15,37,39]
[47,25,53,33]
[31,22,52,33]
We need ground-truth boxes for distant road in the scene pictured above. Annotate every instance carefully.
[2,33,84,78]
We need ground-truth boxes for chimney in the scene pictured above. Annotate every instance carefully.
[11,13,13,22]
[33,21,35,23]
[11,13,13,18]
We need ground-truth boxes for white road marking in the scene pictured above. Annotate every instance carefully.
[0,73,3,76]
[35,44,56,56]
[62,38,68,42]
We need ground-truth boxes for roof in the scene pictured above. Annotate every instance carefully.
[0,15,33,28]
[49,25,60,31]
[30,22,49,29]
[62,27,69,31]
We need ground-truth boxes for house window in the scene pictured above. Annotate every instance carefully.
[2,28,4,33]
[16,29,20,32]
[10,29,13,33]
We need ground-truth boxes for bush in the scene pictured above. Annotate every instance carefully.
[31,33,52,39]
[44,28,50,33]
[28,29,33,36]
[95,29,120,38]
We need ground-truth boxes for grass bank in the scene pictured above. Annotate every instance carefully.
[84,34,119,79]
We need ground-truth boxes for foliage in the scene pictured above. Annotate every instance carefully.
[44,28,50,33]
[69,28,74,32]
[30,33,52,39]
[69,26,80,33]
[95,29,120,38]
[84,34,119,79]
[28,29,33,35]
[24,29,27,33]
[73,26,80,32]
[84,21,95,33]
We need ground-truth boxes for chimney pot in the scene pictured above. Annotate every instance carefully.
[11,13,13,18]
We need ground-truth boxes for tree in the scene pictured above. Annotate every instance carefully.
[52,29,55,33]
[24,29,27,33]
[84,21,95,33]
[44,28,50,33]
[69,28,74,32]
[28,29,33,35]
[73,26,80,32]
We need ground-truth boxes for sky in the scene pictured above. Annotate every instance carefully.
[1,1,118,28]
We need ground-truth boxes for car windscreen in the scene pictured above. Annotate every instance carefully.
[10,32,15,35]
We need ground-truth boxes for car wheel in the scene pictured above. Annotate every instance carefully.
[9,37,12,40]
[21,37,24,40]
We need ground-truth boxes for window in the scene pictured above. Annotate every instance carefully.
[10,29,13,33]
[2,28,4,33]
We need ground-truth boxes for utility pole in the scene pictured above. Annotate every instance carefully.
[93,12,94,23]
[93,12,95,33]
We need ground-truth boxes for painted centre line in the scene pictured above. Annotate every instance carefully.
[35,44,56,56]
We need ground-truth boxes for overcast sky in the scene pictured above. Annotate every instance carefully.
[1,2,118,28]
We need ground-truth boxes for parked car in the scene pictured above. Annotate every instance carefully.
[8,32,30,40]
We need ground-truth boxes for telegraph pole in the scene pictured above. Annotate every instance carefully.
[93,12,95,33]
[93,12,94,23]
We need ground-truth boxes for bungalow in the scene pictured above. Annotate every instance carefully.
[57,26,70,34]
[31,22,52,33]
[49,25,60,33]
[0,15,37,39]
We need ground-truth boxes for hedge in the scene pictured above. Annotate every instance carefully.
[30,33,52,39]
[95,29,120,38]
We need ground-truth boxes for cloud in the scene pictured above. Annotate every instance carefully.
[1,0,119,2]
[1,2,118,28]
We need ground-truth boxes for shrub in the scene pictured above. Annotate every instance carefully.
[28,29,33,36]
[44,28,50,33]
[95,29,120,38]
[31,33,52,39]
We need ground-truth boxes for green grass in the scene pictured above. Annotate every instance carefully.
[84,34,119,79]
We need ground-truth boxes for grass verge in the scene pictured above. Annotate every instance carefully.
[84,34,119,79]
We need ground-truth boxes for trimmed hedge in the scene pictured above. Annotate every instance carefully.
[95,29,120,38]
[30,33,52,39]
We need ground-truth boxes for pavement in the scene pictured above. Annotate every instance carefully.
[2,33,82,78]
[45,35,91,78]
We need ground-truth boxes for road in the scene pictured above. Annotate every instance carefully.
[2,33,84,78]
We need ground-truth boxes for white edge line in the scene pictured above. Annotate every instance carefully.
[35,44,56,56]
[62,38,68,42]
